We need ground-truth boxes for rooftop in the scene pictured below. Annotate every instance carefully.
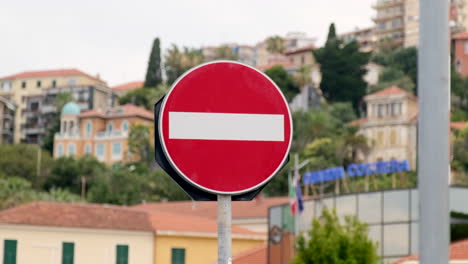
[453,32,468,40]
[111,81,144,91]
[364,86,416,100]
[284,45,316,55]
[132,196,290,220]
[0,201,260,237]
[0,69,104,83]
[79,104,153,120]
[395,239,468,263]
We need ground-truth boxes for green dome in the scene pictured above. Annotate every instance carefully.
[61,102,81,115]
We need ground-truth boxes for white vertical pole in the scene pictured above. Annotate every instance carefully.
[418,0,450,262]
[217,195,232,264]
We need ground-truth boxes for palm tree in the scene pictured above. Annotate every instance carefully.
[266,36,286,54]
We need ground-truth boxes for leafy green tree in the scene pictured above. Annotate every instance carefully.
[165,45,204,85]
[328,102,357,124]
[266,36,286,54]
[214,45,238,60]
[293,208,379,264]
[265,65,300,102]
[369,67,415,94]
[144,38,163,88]
[0,144,53,187]
[128,124,153,167]
[452,127,468,184]
[118,84,168,110]
[313,24,370,112]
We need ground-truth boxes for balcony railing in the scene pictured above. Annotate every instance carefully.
[54,132,81,140]
[95,130,128,139]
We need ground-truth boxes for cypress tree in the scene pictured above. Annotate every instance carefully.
[144,38,162,88]
[313,23,370,113]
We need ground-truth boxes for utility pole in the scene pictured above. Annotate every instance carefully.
[418,0,450,262]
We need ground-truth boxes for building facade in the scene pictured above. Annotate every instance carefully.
[53,103,153,164]
[350,86,418,168]
[339,27,378,52]
[453,32,468,77]
[22,84,114,144]
[0,69,109,143]
[0,201,265,264]
[0,96,15,144]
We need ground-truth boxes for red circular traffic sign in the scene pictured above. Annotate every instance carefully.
[159,61,292,195]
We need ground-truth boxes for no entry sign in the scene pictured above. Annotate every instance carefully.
[158,61,292,195]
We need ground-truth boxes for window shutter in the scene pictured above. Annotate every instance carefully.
[116,245,129,264]
[3,240,17,264]
[171,248,186,264]
[62,242,74,264]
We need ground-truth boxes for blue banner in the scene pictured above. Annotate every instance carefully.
[303,160,411,185]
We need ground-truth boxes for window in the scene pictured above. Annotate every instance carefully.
[62,242,74,264]
[68,79,77,86]
[2,81,11,91]
[391,102,401,116]
[96,144,105,158]
[57,143,64,157]
[112,142,122,159]
[52,80,57,88]
[116,245,128,264]
[377,131,384,147]
[37,80,41,88]
[171,248,185,264]
[3,240,17,264]
[378,104,385,117]
[390,129,397,145]
[107,122,114,133]
[68,143,76,156]
[456,60,462,73]
[85,143,91,154]
[86,121,92,137]
[121,120,129,132]
[21,81,26,89]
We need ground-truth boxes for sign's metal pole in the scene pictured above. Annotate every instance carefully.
[418,0,450,262]
[217,194,232,264]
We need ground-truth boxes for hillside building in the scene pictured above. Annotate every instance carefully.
[0,96,15,144]
[53,103,153,164]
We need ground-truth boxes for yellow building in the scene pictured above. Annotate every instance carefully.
[0,201,265,264]
[53,103,153,164]
[0,69,108,143]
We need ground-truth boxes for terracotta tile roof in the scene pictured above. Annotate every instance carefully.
[451,121,468,130]
[148,211,258,236]
[0,201,261,236]
[0,69,104,83]
[364,86,416,100]
[284,45,317,55]
[0,201,153,232]
[395,239,468,263]
[453,32,468,40]
[79,104,153,120]
[111,81,144,91]
[133,196,290,219]
[232,244,267,264]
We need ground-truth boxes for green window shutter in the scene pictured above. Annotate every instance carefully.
[62,242,74,264]
[3,240,17,264]
[116,245,129,264]
[171,248,185,264]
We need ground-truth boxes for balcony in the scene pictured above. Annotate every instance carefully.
[94,130,128,140]
[40,104,56,114]
[54,132,81,140]
[373,0,403,9]
[373,11,404,22]
[23,126,45,135]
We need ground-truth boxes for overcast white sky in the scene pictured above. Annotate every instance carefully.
[0,0,374,86]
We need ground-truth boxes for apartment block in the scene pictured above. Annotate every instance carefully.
[339,27,378,52]
[0,69,110,143]
[0,96,15,144]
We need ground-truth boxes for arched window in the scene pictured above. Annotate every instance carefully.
[69,121,74,134]
[63,121,67,133]
[68,143,76,156]
[57,143,64,157]
[86,121,92,137]
[84,143,92,154]
[121,120,129,132]
[107,122,114,133]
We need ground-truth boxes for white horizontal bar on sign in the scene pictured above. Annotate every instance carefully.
[169,112,285,141]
